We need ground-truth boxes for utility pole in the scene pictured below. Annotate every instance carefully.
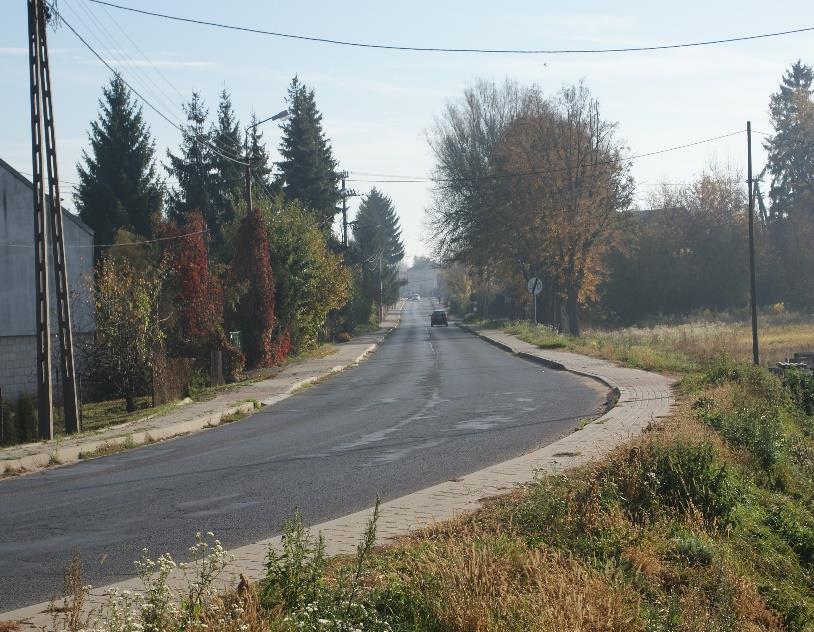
[378,251,384,322]
[28,0,80,437]
[338,171,357,248]
[243,127,253,213]
[747,121,760,366]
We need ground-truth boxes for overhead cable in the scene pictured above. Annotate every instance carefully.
[346,130,745,185]
[87,0,814,55]
[2,228,209,249]
[58,10,249,166]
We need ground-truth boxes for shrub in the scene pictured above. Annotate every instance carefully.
[765,503,814,567]
[16,393,38,443]
[185,368,210,399]
[602,441,737,524]
[261,510,327,611]
[231,207,276,368]
[784,368,814,417]
[671,533,715,566]
[0,398,17,446]
[699,405,786,471]
[261,500,393,630]
[221,341,245,380]
[695,361,790,471]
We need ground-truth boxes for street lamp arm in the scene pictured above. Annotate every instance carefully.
[243,108,288,213]
[247,109,289,132]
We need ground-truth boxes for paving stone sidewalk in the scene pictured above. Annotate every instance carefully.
[2,322,675,629]
[0,305,405,476]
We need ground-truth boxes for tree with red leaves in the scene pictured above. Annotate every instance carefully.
[231,207,276,367]
[163,211,223,351]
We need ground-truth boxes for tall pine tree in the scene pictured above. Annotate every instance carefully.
[352,188,406,314]
[354,188,405,264]
[166,92,216,226]
[247,112,274,191]
[764,60,814,221]
[75,74,163,251]
[278,76,340,227]
[210,89,243,233]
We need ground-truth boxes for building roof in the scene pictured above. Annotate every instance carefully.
[0,155,94,238]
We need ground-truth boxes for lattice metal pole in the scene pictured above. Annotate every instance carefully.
[36,0,80,432]
[28,0,53,440]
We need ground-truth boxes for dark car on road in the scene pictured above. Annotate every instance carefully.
[430,309,448,327]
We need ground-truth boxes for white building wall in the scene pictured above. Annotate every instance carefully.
[0,158,95,398]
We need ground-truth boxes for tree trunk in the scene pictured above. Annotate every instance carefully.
[552,292,564,333]
[125,391,136,413]
[565,287,580,337]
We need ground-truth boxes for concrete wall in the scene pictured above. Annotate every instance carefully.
[0,334,94,401]
[0,158,95,398]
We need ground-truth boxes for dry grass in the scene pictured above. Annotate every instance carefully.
[77,435,139,460]
[387,533,644,631]
[505,318,814,374]
[0,621,21,632]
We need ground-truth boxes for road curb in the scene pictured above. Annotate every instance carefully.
[1,305,406,479]
[457,322,623,399]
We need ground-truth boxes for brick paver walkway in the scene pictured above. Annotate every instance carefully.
[2,322,674,629]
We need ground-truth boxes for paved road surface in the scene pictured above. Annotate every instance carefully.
[0,299,605,611]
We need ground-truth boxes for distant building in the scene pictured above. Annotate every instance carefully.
[401,257,440,298]
[0,157,95,399]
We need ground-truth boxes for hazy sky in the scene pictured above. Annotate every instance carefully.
[2,0,813,261]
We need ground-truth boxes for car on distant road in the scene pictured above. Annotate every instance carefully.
[410,294,421,301]
[430,309,448,327]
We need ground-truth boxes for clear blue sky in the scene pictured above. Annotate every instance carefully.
[2,0,813,261]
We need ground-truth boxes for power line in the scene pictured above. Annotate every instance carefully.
[346,130,745,185]
[69,0,184,123]
[1,228,209,250]
[57,9,249,166]
[752,128,813,146]
[86,0,814,55]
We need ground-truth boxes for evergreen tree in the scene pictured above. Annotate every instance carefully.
[278,76,340,227]
[247,112,273,191]
[210,89,244,234]
[764,60,814,221]
[352,188,406,317]
[354,188,405,264]
[75,74,163,252]
[166,92,216,226]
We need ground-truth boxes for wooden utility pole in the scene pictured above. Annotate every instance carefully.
[747,121,760,366]
[28,0,80,437]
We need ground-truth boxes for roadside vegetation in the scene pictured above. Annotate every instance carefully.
[492,311,814,375]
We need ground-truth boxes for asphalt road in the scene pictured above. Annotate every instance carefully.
[0,299,606,611]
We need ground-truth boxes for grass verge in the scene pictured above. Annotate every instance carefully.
[497,319,814,374]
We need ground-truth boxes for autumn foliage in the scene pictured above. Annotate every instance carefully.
[162,211,224,350]
[232,207,277,367]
